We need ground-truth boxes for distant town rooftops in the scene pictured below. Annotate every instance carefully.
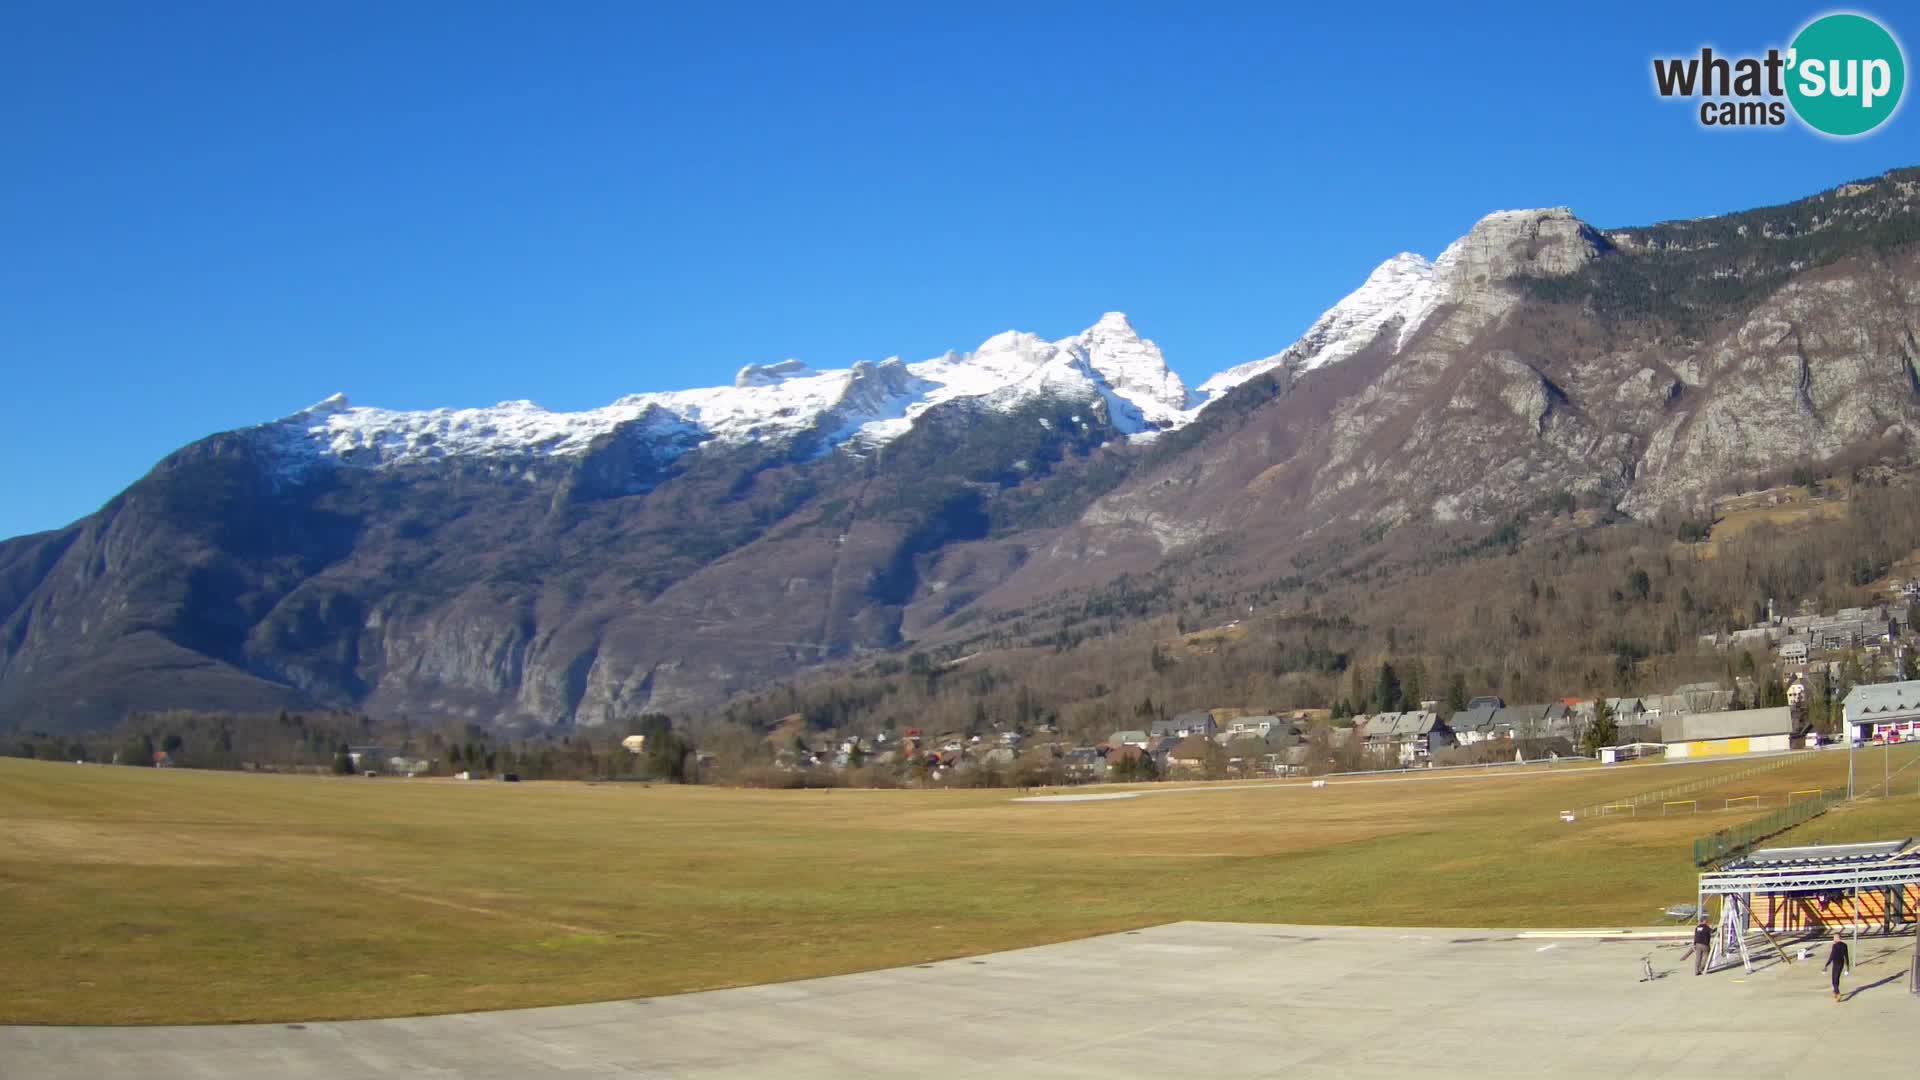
[1449,705,1498,732]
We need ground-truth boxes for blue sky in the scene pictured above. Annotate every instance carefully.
[2,1,1914,540]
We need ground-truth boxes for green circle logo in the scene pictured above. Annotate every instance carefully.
[1787,13,1905,136]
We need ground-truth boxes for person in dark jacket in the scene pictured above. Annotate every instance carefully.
[1824,932,1851,1002]
[1681,917,1714,975]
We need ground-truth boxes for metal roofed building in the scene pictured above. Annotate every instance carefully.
[1660,707,1794,758]
[1644,687,1736,719]
[1842,680,1920,742]
[1605,697,1648,721]
[1489,703,1572,740]
[1224,714,1290,738]
[1359,712,1402,744]
[1448,705,1499,745]
[1356,711,1451,764]
[1392,710,1452,764]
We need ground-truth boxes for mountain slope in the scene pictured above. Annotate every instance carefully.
[5,167,1920,734]
[1,313,1183,732]
[991,174,1920,604]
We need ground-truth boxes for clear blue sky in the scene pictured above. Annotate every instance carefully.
[3,1,1913,540]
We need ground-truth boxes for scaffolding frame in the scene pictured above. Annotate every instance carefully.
[1696,843,1920,977]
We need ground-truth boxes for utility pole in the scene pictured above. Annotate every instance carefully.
[1842,682,1855,799]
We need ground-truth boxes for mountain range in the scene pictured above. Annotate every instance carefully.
[6,166,1920,733]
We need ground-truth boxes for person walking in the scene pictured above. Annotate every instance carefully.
[1681,917,1714,976]
[1824,932,1851,1002]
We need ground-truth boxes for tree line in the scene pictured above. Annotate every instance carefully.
[6,708,699,783]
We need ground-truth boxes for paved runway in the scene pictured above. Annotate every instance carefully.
[4,922,1913,1078]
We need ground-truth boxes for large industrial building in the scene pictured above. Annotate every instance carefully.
[1660,706,1794,758]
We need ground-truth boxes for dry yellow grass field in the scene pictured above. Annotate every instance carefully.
[1,748,1912,1024]
[1682,496,1848,559]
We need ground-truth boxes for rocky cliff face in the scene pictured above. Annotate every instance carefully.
[1623,259,1920,512]
[999,173,1920,601]
[5,168,1919,733]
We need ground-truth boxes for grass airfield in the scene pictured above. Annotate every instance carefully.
[1,748,1913,1024]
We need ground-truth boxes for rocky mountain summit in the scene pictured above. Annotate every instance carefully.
[5,167,1919,733]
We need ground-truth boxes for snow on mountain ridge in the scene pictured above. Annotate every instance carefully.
[1188,251,1439,409]
[732,358,813,387]
[1182,207,1593,411]
[269,314,1191,468]
[263,209,1583,469]
[845,316,1190,443]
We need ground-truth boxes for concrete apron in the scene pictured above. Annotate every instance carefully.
[3,921,1913,1079]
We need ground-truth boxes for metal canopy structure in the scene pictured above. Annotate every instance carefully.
[1739,840,1912,863]
[1696,839,1920,976]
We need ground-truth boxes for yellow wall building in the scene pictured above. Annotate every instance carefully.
[1662,707,1793,759]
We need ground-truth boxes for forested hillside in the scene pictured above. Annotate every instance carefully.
[701,469,1920,754]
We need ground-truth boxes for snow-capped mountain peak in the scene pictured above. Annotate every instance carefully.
[264,313,1193,469]
[255,208,1595,472]
[1062,312,1192,427]
[733,358,813,387]
[1190,250,1439,408]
